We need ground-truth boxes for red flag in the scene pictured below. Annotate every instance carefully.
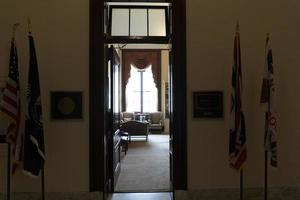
[229,27,247,170]
[260,36,278,167]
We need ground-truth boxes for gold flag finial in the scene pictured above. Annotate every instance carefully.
[27,17,32,34]
[236,20,240,33]
[12,23,20,39]
[266,33,270,44]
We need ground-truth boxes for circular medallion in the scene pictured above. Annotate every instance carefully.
[57,97,75,115]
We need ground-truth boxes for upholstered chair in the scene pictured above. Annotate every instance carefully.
[121,112,134,123]
[149,112,163,133]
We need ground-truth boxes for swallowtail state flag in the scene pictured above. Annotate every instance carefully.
[23,33,45,177]
[229,29,247,170]
[0,38,23,174]
[260,36,278,167]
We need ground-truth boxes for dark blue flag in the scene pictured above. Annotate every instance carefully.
[23,33,45,177]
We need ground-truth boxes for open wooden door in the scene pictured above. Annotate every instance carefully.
[103,45,111,200]
[168,5,174,197]
[110,46,122,190]
[104,46,121,198]
[168,49,174,196]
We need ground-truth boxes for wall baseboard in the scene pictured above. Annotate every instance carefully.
[175,187,300,200]
[0,192,103,200]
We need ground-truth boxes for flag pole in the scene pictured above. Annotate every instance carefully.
[41,166,45,200]
[264,33,271,200]
[237,20,244,200]
[264,150,268,200]
[7,143,11,200]
[264,113,269,200]
[240,169,243,200]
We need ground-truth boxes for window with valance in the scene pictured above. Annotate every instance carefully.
[122,50,161,112]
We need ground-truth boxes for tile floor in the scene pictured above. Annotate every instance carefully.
[109,192,172,200]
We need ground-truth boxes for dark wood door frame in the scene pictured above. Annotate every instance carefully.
[89,0,187,192]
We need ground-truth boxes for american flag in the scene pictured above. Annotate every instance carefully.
[229,29,247,170]
[0,38,22,173]
[260,36,278,167]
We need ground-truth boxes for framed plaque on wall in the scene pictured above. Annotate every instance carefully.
[193,91,223,118]
[51,91,83,119]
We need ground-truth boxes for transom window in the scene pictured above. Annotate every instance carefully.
[111,7,167,37]
[106,3,170,43]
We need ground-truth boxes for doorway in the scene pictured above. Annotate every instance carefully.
[109,46,171,193]
[89,0,187,199]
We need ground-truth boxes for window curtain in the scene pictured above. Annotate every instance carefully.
[122,49,161,111]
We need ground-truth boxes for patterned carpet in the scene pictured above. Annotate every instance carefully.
[115,134,171,192]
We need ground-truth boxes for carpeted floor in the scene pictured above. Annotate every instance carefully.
[115,134,171,192]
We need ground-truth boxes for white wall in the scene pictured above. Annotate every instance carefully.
[187,0,300,189]
[0,0,89,192]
